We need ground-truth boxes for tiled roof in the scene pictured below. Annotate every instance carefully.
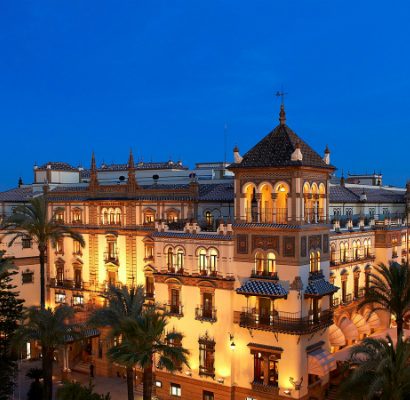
[329,185,358,202]
[199,183,235,201]
[152,231,233,241]
[233,222,302,229]
[99,161,188,171]
[304,272,339,297]
[65,327,100,343]
[348,187,405,203]
[330,184,405,203]
[0,187,34,202]
[37,162,79,171]
[230,122,331,169]
[236,280,288,298]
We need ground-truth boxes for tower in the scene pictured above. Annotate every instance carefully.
[88,152,99,192]
[229,105,337,398]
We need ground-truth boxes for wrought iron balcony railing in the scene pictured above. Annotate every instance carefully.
[195,306,217,322]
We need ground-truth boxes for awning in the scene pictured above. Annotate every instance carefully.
[338,318,359,341]
[236,280,288,298]
[329,324,346,347]
[304,278,339,298]
[308,348,336,377]
[352,313,371,335]
[64,327,100,344]
[363,310,381,331]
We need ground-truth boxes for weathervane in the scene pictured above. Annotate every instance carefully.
[276,88,288,105]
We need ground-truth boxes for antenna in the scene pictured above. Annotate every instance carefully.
[224,122,228,165]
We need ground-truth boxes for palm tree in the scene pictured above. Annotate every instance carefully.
[358,261,410,339]
[88,285,145,400]
[108,309,189,400]
[338,335,410,399]
[1,196,85,309]
[13,305,77,400]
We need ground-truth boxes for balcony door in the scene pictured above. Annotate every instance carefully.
[203,293,213,319]
[171,289,180,314]
[258,297,271,325]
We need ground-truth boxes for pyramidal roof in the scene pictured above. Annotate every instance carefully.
[231,106,332,170]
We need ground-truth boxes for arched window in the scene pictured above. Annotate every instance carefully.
[260,183,274,223]
[255,252,264,275]
[175,248,184,272]
[167,248,174,271]
[205,211,214,227]
[310,251,320,272]
[144,209,155,225]
[56,262,64,286]
[208,249,218,275]
[330,244,336,264]
[198,248,207,273]
[115,208,122,225]
[72,208,82,223]
[340,242,347,262]
[102,208,109,225]
[352,241,358,260]
[275,183,288,224]
[266,252,276,274]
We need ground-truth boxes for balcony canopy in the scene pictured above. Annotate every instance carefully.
[236,280,288,299]
[308,348,336,377]
[304,273,339,298]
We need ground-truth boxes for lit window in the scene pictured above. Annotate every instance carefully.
[73,294,84,305]
[55,292,66,304]
[155,381,162,388]
[199,333,215,377]
[170,383,181,397]
[208,249,218,273]
[176,248,184,271]
[198,248,207,272]
[73,240,82,255]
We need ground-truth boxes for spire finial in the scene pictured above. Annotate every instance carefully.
[276,88,287,126]
[279,104,286,125]
[128,148,135,169]
[91,151,96,171]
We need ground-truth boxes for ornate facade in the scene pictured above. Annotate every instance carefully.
[1,105,409,399]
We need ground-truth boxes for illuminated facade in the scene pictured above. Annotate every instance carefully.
[1,105,409,399]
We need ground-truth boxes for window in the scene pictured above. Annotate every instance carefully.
[369,208,375,217]
[176,248,184,272]
[342,279,347,303]
[198,248,207,273]
[108,270,116,286]
[55,292,66,304]
[73,240,82,255]
[106,238,118,263]
[145,276,154,298]
[365,270,371,293]
[346,208,353,217]
[167,248,174,271]
[340,243,347,262]
[202,292,214,320]
[55,239,64,255]
[333,208,341,217]
[55,209,64,223]
[170,288,181,315]
[72,294,84,306]
[168,334,183,370]
[170,383,181,397]
[56,264,64,285]
[309,251,320,272]
[98,340,103,359]
[208,249,218,274]
[74,267,82,288]
[144,210,155,225]
[145,244,154,260]
[22,237,32,249]
[155,381,162,388]
[22,270,34,284]
[254,252,276,276]
[203,391,214,400]
[354,272,360,298]
[205,211,214,227]
[72,208,82,223]
[199,334,215,377]
[253,352,278,386]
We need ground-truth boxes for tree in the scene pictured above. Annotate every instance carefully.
[88,285,145,400]
[13,305,78,400]
[56,381,111,400]
[0,251,24,400]
[108,309,189,400]
[338,336,410,400]
[1,196,85,309]
[26,368,44,400]
[358,261,410,339]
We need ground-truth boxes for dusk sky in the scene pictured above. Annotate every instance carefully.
[0,1,409,190]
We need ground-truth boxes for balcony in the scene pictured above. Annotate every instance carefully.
[49,278,85,290]
[166,266,185,275]
[199,269,219,277]
[250,270,279,280]
[304,208,326,224]
[164,303,183,317]
[251,381,279,395]
[244,208,288,224]
[238,309,333,335]
[330,252,375,267]
[195,306,217,322]
[104,251,119,265]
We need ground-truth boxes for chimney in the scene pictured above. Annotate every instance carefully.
[323,145,330,165]
[291,142,303,161]
[233,146,243,163]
